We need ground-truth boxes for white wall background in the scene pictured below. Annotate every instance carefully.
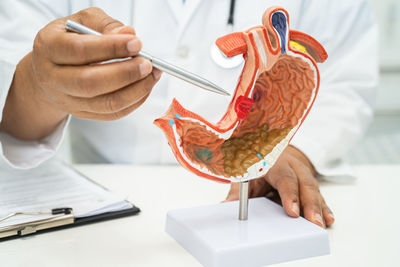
[58,0,400,165]
[369,0,400,111]
[348,0,400,164]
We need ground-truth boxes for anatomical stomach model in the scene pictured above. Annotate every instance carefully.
[154,7,327,183]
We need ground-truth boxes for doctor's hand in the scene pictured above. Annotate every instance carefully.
[0,7,161,141]
[225,145,335,228]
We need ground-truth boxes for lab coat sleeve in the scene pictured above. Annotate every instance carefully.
[0,0,71,169]
[290,1,379,181]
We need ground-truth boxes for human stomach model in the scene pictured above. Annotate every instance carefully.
[154,7,327,183]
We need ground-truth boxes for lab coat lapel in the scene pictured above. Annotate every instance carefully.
[166,0,183,24]
[178,0,203,39]
[166,0,204,40]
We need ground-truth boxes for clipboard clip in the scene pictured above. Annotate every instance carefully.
[0,208,74,239]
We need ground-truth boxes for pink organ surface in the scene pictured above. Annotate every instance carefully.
[154,7,328,183]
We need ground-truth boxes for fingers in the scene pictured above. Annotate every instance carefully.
[250,178,273,197]
[28,7,159,124]
[293,164,325,228]
[49,68,160,120]
[265,166,300,218]
[53,57,152,97]
[35,7,141,65]
[78,70,160,114]
[73,89,151,121]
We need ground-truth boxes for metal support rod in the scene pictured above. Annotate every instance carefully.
[239,181,249,221]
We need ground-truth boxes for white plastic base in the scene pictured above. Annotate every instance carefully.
[166,197,329,267]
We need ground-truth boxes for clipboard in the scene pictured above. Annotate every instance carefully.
[0,160,140,242]
[0,205,140,242]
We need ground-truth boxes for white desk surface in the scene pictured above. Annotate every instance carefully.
[0,164,398,267]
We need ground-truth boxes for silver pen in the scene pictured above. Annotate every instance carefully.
[65,20,230,96]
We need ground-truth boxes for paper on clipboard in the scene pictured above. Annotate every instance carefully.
[0,160,132,229]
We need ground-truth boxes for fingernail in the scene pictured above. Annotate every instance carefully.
[139,61,152,76]
[291,202,300,216]
[153,68,162,81]
[313,213,325,228]
[127,39,141,54]
[112,26,124,33]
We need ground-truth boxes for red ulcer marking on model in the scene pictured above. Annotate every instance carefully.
[259,168,263,172]
[235,96,255,120]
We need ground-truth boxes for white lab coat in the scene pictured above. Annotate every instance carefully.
[0,0,378,180]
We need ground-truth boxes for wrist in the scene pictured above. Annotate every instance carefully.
[0,53,67,140]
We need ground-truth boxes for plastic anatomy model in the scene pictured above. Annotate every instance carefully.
[154,6,327,184]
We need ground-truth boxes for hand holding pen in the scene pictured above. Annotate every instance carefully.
[1,8,163,140]
[1,7,229,142]
[65,20,229,96]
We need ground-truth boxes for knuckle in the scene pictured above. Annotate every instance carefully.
[274,177,286,190]
[99,16,123,33]
[301,200,320,212]
[76,69,97,96]
[320,195,327,206]
[111,112,123,121]
[135,84,149,99]
[32,39,45,66]
[89,7,104,13]
[78,7,105,17]
[126,67,139,83]
[301,194,321,211]
[312,203,321,213]
[303,178,319,190]
[126,61,144,82]
[55,95,73,112]
[144,75,157,89]
[142,83,153,96]
[33,30,45,53]
[322,204,331,213]
[288,189,299,200]
[109,39,120,58]
[275,175,295,190]
[110,108,129,121]
[105,93,123,113]
[68,38,87,61]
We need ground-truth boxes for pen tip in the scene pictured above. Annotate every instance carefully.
[212,84,230,96]
[220,89,231,96]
